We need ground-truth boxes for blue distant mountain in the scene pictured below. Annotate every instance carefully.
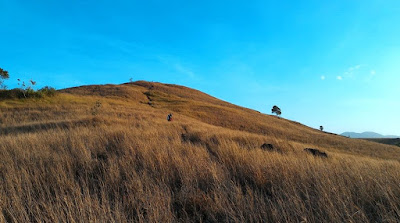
[341,131,399,138]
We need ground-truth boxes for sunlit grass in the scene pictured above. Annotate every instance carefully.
[1,81,399,222]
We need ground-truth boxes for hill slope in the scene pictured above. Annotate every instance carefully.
[61,81,400,161]
[1,81,400,222]
[363,138,400,147]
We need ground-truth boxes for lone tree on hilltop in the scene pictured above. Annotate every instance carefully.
[271,105,281,116]
[0,67,10,89]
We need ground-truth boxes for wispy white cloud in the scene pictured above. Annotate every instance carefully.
[157,55,196,79]
[318,64,374,82]
[343,64,363,78]
[173,63,195,78]
[69,34,199,80]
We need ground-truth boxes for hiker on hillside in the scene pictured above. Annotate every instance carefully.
[167,113,173,121]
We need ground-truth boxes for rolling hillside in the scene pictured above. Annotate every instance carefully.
[1,81,400,222]
[62,81,400,161]
[363,138,400,147]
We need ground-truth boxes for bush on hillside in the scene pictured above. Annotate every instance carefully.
[38,86,57,97]
[0,86,57,100]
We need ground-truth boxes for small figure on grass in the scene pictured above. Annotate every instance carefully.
[167,113,173,122]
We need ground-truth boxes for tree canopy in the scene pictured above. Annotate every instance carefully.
[0,67,9,79]
[271,105,281,116]
[0,67,10,89]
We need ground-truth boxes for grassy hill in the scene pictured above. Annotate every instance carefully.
[362,138,400,147]
[1,81,400,222]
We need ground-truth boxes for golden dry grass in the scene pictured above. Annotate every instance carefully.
[0,81,399,222]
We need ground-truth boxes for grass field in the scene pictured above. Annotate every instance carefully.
[1,81,400,222]
[362,138,400,148]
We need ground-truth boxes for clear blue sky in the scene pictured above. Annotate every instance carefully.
[1,0,400,135]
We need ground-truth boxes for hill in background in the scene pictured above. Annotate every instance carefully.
[341,131,399,138]
[1,81,400,222]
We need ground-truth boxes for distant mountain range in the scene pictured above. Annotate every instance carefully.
[341,131,399,138]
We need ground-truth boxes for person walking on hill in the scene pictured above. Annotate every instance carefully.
[167,113,173,122]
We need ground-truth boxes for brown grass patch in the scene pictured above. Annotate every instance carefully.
[1,81,399,222]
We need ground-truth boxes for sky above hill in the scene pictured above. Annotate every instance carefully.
[1,0,400,135]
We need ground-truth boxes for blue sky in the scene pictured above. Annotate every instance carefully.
[1,0,400,135]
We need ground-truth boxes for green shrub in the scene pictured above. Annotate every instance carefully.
[0,89,21,99]
[0,87,57,100]
[38,86,57,97]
